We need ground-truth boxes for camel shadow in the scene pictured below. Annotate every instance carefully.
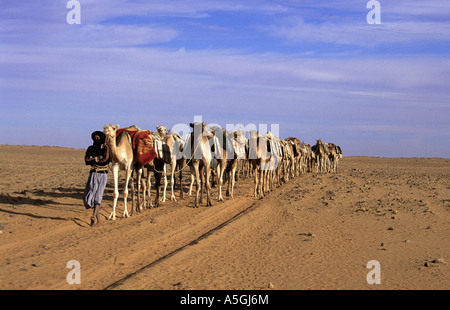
[0,193,55,206]
[0,206,70,222]
[0,206,91,228]
[26,187,85,200]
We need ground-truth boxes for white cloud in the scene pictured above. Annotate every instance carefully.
[1,0,449,156]
[266,15,450,47]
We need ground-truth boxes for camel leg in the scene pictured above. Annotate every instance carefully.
[170,157,177,201]
[122,166,133,218]
[293,159,297,177]
[262,169,268,194]
[188,173,195,196]
[109,165,120,221]
[194,163,200,208]
[130,171,136,215]
[257,169,262,199]
[146,167,153,208]
[260,162,266,194]
[253,167,259,198]
[252,163,257,198]
[154,162,164,208]
[137,167,144,212]
[226,164,231,197]
[217,163,226,201]
[141,172,147,209]
[179,160,184,199]
[200,165,205,204]
[229,164,236,199]
[130,172,136,216]
[205,163,212,207]
[154,171,161,208]
[161,164,167,202]
[258,168,264,199]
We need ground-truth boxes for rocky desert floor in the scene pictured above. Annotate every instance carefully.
[0,145,448,290]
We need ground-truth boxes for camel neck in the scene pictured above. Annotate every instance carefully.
[107,135,120,160]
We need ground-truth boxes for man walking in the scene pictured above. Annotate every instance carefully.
[83,131,110,226]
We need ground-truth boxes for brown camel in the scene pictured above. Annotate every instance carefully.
[327,142,343,172]
[311,139,329,173]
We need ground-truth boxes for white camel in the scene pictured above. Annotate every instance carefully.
[185,122,215,207]
[103,124,136,220]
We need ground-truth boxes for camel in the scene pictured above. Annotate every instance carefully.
[248,130,277,199]
[248,130,262,198]
[327,143,343,172]
[297,141,311,174]
[233,129,247,184]
[279,139,292,183]
[311,139,329,173]
[233,129,248,180]
[209,127,241,201]
[158,130,194,199]
[168,129,189,200]
[303,143,313,173]
[140,160,164,209]
[263,132,282,192]
[103,124,136,220]
[133,126,177,210]
[153,125,182,202]
[285,137,300,178]
[185,122,215,207]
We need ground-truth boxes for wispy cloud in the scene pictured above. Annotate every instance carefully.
[264,11,450,47]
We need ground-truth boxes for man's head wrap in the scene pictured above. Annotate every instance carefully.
[91,131,106,148]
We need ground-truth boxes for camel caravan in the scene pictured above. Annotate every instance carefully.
[101,122,342,220]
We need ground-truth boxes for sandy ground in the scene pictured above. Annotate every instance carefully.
[0,144,448,290]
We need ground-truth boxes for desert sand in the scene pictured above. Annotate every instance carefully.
[0,144,448,291]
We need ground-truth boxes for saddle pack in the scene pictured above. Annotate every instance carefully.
[116,126,157,166]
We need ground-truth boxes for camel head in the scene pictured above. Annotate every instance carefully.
[190,122,204,129]
[249,130,259,139]
[103,124,119,140]
[265,131,274,140]
[203,125,215,139]
[190,122,215,139]
[156,125,167,137]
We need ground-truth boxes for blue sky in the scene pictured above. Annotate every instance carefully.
[1,0,449,157]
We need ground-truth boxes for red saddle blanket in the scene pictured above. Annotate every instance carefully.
[116,127,157,165]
